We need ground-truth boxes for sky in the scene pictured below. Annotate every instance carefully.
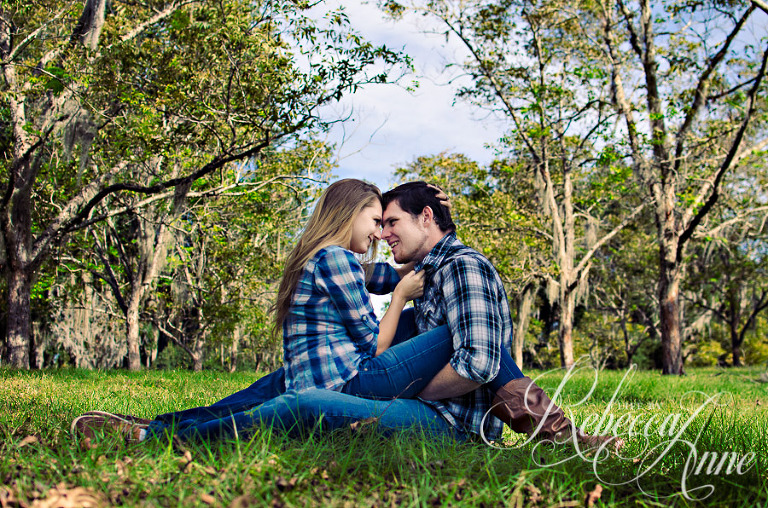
[314,2,509,190]
[307,2,512,315]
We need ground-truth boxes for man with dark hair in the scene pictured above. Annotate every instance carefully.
[382,181,457,234]
[380,181,613,445]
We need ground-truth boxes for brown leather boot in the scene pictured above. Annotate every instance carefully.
[491,377,623,450]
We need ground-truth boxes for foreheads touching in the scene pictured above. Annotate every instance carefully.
[381,181,455,233]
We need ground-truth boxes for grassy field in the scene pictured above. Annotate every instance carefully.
[1,364,767,507]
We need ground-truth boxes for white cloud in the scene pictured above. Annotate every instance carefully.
[314,1,508,190]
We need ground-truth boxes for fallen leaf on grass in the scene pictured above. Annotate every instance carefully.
[229,495,256,508]
[17,436,38,449]
[309,467,330,480]
[585,484,603,507]
[196,465,218,476]
[275,477,298,492]
[448,479,468,502]
[176,451,194,473]
[1,486,25,508]
[78,438,97,451]
[199,493,216,505]
[30,484,106,508]
[524,484,543,506]
[349,417,378,431]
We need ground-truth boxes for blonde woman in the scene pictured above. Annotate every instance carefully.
[275,179,453,397]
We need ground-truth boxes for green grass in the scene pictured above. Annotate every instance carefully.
[1,365,767,507]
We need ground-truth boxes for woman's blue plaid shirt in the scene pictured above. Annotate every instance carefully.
[282,246,397,392]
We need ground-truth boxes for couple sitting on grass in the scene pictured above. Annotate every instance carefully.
[73,180,621,450]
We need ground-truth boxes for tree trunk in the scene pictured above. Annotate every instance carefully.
[727,289,744,367]
[229,326,241,373]
[192,335,204,372]
[659,256,683,374]
[514,284,535,366]
[147,326,159,368]
[730,324,743,367]
[557,165,576,370]
[559,288,576,369]
[73,0,106,50]
[125,297,142,371]
[6,268,32,369]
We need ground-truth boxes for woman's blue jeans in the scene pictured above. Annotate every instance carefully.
[160,388,466,442]
[342,308,523,399]
[147,309,524,439]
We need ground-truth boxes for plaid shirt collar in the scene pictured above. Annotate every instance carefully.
[415,232,457,275]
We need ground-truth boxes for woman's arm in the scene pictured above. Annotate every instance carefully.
[375,270,424,356]
[394,261,416,279]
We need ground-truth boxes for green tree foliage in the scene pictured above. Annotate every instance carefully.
[159,141,335,372]
[684,160,768,367]
[0,0,407,368]
[384,0,768,374]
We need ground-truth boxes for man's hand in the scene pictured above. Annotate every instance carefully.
[417,364,480,400]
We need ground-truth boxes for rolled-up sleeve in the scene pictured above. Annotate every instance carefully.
[440,257,504,384]
[315,249,379,350]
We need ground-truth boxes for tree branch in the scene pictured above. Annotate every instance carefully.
[752,0,768,15]
[571,202,646,286]
[677,41,768,256]
[673,6,755,174]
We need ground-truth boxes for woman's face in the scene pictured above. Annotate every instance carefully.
[348,201,383,254]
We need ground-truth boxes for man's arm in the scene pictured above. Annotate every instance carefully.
[419,255,507,398]
[418,364,480,400]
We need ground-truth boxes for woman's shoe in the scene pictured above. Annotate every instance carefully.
[71,411,147,448]
[79,410,153,426]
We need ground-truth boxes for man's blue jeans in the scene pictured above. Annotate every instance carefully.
[148,388,465,441]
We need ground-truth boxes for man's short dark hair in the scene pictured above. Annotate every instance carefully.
[383,181,456,233]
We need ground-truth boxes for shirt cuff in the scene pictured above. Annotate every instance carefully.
[449,348,499,385]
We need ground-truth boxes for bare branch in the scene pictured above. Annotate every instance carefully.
[77,174,323,227]
[572,202,646,284]
[673,6,755,173]
[31,162,129,268]
[116,1,196,46]
[677,41,768,256]
[752,0,768,15]
[1,3,74,63]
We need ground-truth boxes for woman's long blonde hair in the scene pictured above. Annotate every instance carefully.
[273,179,382,335]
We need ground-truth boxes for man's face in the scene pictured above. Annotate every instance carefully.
[382,201,430,264]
